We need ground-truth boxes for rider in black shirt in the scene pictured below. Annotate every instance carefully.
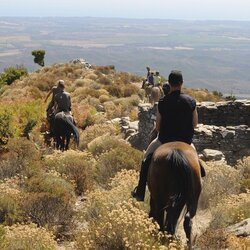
[131,70,204,202]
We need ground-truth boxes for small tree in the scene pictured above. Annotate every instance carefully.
[31,49,45,67]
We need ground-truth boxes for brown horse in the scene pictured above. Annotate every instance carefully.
[148,142,202,249]
[142,81,163,106]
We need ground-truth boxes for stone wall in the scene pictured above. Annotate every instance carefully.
[197,100,250,126]
[194,124,250,164]
[130,100,250,165]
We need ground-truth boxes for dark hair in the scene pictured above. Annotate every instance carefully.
[168,70,183,86]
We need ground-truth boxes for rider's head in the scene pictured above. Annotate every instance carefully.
[168,70,183,87]
[57,80,65,90]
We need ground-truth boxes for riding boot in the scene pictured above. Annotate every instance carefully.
[199,159,206,177]
[131,154,153,201]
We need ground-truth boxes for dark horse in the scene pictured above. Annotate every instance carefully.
[54,111,80,151]
[148,142,202,249]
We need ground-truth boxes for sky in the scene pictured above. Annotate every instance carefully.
[1,0,250,20]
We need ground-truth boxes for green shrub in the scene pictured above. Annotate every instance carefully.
[25,173,75,200]
[96,143,142,185]
[0,181,24,225]
[22,192,74,236]
[0,110,13,145]
[79,124,119,150]
[0,223,57,250]
[0,66,28,86]
[44,150,96,195]
[0,138,41,180]
[0,101,44,138]
[87,135,126,157]
[105,84,123,97]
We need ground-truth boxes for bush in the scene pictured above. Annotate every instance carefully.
[25,173,75,200]
[76,170,179,250]
[79,124,119,150]
[23,172,75,236]
[211,197,250,229]
[0,101,45,138]
[87,135,127,157]
[22,192,74,237]
[199,162,241,209]
[103,101,122,119]
[122,84,140,97]
[0,66,28,86]
[0,110,13,145]
[0,223,57,250]
[96,143,143,185]
[44,150,96,195]
[0,180,25,225]
[0,138,41,180]
[98,75,112,85]
[105,84,123,97]
[238,157,250,192]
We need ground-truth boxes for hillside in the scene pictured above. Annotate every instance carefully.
[1,17,250,97]
[0,62,249,249]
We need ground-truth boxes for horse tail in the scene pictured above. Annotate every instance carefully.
[63,115,80,147]
[166,148,195,216]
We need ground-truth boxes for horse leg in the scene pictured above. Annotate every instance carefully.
[55,136,61,150]
[65,134,70,150]
[149,196,156,218]
[184,212,193,250]
[61,135,66,151]
[165,199,185,234]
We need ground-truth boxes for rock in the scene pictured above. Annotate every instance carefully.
[129,121,139,130]
[202,149,224,161]
[69,58,91,69]
[227,218,250,238]
[96,104,105,112]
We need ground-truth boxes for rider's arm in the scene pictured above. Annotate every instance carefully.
[193,107,198,128]
[155,111,161,132]
[44,89,52,103]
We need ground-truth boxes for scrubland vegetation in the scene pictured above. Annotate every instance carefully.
[0,62,249,249]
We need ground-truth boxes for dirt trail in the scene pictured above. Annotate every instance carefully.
[176,209,212,246]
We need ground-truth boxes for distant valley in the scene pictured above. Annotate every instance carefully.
[0,17,250,97]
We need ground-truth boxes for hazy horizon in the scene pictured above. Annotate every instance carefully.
[1,0,250,21]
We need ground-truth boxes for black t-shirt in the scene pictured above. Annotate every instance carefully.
[158,90,196,144]
[54,90,71,113]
